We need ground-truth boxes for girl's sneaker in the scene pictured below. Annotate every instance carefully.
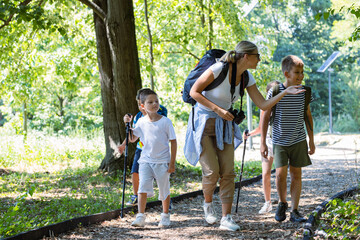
[158,213,171,227]
[131,213,146,227]
[219,214,240,231]
[258,201,272,214]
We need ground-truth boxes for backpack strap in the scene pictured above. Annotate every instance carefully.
[230,62,236,102]
[240,70,249,98]
[303,86,312,132]
[269,84,280,126]
[205,62,229,91]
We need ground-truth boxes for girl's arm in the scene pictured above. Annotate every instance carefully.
[246,84,305,111]
[244,110,264,140]
[189,68,234,121]
[168,139,177,173]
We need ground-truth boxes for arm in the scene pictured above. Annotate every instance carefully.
[189,68,234,121]
[243,110,264,140]
[305,107,315,155]
[117,139,126,154]
[123,114,139,143]
[246,84,306,111]
[168,139,177,173]
[260,109,271,158]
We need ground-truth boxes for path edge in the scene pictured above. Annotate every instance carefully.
[303,185,360,240]
[2,170,275,240]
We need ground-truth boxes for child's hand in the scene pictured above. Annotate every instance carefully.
[308,139,315,155]
[285,85,306,95]
[123,114,132,123]
[260,143,268,159]
[167,163,175,173]
[243,131,250,140]
[118,143,125,154]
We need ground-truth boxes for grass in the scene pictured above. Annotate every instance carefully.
[0,127,263,239]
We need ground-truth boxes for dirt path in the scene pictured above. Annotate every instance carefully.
[51,134,359,240]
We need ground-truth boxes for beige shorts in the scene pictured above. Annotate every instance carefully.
[138,162,170,201]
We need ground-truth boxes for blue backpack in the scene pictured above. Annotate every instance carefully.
[182,49,249,129]
[182,49,249,105]
[182,49,229,105]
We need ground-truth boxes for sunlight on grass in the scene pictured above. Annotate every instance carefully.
[0,125,262,238]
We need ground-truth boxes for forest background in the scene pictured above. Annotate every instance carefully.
[0,0,359,238]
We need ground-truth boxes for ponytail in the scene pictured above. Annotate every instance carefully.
[220,40,258,63]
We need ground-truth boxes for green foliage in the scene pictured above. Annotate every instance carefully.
[319,195,360,239]
[315,3,360,41]
[1,0,360,135]
[0,1,101,133]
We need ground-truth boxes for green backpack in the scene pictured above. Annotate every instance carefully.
[269,85,312,132]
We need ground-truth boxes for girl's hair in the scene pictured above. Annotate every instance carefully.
[220,40,258,63]
[137,88,157,104]
[266,80,281,92]
[281,55,304,73]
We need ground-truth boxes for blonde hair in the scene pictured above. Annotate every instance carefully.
[220,40,258,63]
[281,55,304,74]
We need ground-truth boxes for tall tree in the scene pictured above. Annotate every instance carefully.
[80,0,141,173]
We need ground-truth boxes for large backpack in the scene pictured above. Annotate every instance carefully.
[182,49,249,131]
[182,49,249,106]
[270,84,312,131]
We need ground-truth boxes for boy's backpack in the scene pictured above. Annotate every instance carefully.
[270,84,312,132]
[182,49,249,106]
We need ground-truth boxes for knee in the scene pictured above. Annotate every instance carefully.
[203,170,220,183]
[290,172,302,182]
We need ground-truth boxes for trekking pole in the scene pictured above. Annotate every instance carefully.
[121,114,131,218]
[235,129,249,213]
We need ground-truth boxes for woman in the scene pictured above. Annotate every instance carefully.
[184,40,304,231]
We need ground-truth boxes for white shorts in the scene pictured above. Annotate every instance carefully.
[266,136,273,158]
[138,162,170,201]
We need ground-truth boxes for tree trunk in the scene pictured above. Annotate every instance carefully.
[93,0,141,173]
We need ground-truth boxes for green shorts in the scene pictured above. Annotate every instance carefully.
[273,140,312,168]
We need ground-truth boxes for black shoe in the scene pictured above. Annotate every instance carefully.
[275,202,288,222]
[290,209,307,222]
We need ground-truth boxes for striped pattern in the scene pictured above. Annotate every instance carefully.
[267,84,311,146]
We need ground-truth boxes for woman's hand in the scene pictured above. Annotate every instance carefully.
[215,108,234,121]
[285,85,306,95]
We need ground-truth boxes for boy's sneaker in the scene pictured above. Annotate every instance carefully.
[258,201,272,214]
[158,213,171,227]
[126,195,138,206]
[203,202,217,224]
[275,202,288,222]
[290,209,307,223]
[131,213,146,227]
[219,214,240,231]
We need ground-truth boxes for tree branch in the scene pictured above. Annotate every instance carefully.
[0,0,33,30]
[77,0,106,21]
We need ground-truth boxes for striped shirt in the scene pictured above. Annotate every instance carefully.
[267,84,313,146]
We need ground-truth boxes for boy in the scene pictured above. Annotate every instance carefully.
[123,88,177,227]
[118,88,167,206]
[260,55,315,222]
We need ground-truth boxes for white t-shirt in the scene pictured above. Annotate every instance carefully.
[199,62,256,111]
[132,116,176,163]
